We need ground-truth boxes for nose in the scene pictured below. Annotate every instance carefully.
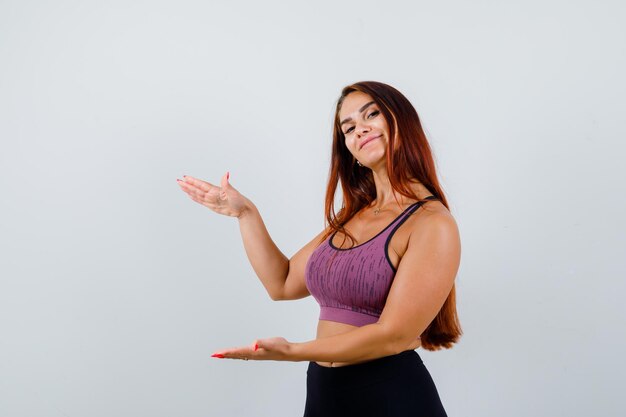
[355,121,371,136]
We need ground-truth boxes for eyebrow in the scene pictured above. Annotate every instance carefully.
[340,101,376,126]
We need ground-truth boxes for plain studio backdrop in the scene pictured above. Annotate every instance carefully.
[1,0,624,416]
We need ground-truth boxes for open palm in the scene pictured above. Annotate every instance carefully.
[177,172,249,218]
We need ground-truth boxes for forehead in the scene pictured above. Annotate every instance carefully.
[339,91,376,120]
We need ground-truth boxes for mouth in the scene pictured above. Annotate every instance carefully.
[359,134,381,150]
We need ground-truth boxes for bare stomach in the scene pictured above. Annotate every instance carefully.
[314,320,421,368]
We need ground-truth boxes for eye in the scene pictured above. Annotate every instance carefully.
[342,110,379,134]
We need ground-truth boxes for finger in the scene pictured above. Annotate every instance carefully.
[189,194,207,206]
[220,170,230,185]
[219,172,230,195]
[211,349,233,359]
[178,177,222,205]
[182,175,214,193]
[219,171,230,200]
[177,177,202,193]
[212,347,254,360]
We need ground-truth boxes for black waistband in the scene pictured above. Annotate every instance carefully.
[307,350,422,384]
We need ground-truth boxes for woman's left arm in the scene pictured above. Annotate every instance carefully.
[212,213,461,363]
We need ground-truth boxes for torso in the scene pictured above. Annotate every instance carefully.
[314,192,447,367]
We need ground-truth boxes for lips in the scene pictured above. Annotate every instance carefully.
[359,134,381,150]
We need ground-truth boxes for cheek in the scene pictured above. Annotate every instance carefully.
[344,136,357,153]
[378,119,390,135]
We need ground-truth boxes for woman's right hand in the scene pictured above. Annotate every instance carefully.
[176,172,251,218]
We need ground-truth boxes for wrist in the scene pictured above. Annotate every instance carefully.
[287,341,304,362]
[237,199,256,220]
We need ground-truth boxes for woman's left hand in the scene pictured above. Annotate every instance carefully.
[211,337,293,361]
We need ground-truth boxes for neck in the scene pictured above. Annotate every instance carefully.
[370,166,403,208]
[369,163,426,210]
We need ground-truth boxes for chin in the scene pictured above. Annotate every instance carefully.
[366,157,387,170]
[369,151,386,164]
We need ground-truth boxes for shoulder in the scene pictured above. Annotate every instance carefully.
[409,202,459,246]
[389,199,459,257]
[398,205,461,274]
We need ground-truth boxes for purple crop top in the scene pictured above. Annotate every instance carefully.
[304,196,438,327]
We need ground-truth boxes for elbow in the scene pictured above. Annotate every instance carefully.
[380,325,416,356]
[269,278,290,301]
[388,337,410,356]
[269,291,283,301]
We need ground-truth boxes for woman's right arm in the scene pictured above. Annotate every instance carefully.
[177,173,325,301]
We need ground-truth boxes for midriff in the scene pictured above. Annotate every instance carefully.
[314,319,421,368]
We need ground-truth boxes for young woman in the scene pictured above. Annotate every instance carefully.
[177,81,462,416]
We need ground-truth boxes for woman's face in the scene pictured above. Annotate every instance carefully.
[338,91,390,169]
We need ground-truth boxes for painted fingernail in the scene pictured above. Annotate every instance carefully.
[254,344,258,351]
[227,172,230,180]
[211,354,225,358]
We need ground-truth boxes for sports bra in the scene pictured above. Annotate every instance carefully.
[304,196,438,327]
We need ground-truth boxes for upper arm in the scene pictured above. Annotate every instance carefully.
[377,212,461,347]
[275,227,329,301]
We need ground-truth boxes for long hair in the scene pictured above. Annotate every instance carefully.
[321,81,462,350]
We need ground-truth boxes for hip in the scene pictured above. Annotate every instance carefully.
[304,350,447,416]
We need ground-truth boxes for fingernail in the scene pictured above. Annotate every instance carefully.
[254,344,258,351]
[227,172,230,180]
[211,354,225,358]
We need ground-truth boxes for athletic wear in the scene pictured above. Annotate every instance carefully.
[304,196,438,327]
[303,350,448,417]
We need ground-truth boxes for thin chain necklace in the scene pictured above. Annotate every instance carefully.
[372,195,434,215]
[371,198,404,215]
[373,201,389,215]
[372,199,415,215]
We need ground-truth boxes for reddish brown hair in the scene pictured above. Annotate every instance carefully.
[321,81,462,350]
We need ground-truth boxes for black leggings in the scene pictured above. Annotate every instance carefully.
[303,350,447,417]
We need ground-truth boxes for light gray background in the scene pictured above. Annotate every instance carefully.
[1,0,624,416]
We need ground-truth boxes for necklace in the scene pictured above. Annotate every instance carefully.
[372,196,432,216]
[371,200,387,215]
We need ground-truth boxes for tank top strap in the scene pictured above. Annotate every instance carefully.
[395,195,438,221]
[400,195,438,214]
[379,195,438,238]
